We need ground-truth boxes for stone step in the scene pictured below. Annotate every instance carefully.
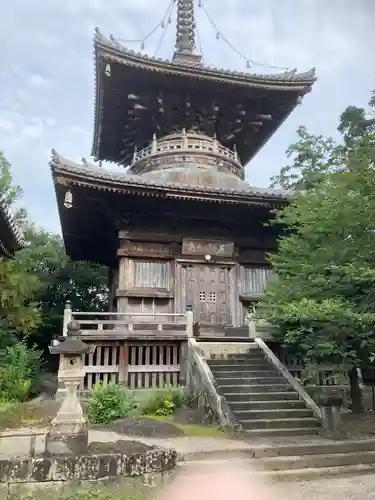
[207,359,269,367]
[239,417,319,430]
[225,391,296,401]
[226,353,261,360]
[176,460,375,482]
[233,408,313,420]
[220,384,293,394]
[229,400,306,410]
[216,376,285,386]
[210,369,280,378]
[177,439,375,463]
[261,450,375,471]
[253,439,375,458]
[243,427,320,438]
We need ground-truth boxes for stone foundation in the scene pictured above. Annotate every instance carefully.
[0,448,177,498]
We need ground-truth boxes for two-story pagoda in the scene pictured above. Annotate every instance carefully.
[50,1,316,390]
[0,197,27,258]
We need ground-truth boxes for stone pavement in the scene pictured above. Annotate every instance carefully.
[280,474,375,499]
[0,426,363,458]
[2,428,375,498]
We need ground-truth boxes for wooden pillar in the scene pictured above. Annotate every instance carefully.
[118,342,129,387]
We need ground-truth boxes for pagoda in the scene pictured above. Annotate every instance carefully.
[50,1,316,390]
[0,197,27,258]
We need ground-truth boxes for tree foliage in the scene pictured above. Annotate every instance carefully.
[262,91,375,412]
[0,151,108,352]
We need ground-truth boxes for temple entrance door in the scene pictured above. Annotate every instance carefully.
[184,264,231,325]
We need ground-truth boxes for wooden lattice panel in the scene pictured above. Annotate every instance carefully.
[84,345,120,390]
[127,344,180,389]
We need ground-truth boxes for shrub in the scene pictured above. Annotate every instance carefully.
[141,386,186,416]
[87,382,135,424]
[0,342,42,403]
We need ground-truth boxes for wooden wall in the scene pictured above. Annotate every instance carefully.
[111,229,277,326]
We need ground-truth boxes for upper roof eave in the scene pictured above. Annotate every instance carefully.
[50,149,290,204]
[93,28,317,89]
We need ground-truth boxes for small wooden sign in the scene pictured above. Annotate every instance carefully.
[182,238,234,258]
[117,240,175,258]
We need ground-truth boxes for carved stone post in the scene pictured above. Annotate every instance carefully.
[186,304,194,338]
[318,393,346,439]
[47,320,91,455]
[62,300,72,336]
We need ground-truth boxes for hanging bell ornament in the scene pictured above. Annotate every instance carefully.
[141,41,145,50]
[161,21,165,28]
[216,32,220,40]
[246,60,251,69]
[198,0,203,6]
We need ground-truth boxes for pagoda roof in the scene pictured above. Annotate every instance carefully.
[50,150,288,265]
[0,197,28,258]
[92,28,316,166]
[51,150,288,203]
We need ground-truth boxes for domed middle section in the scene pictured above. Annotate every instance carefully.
[128,130,249,189]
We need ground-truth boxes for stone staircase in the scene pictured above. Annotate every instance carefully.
[207,347,321,437]
[177,440,375,482]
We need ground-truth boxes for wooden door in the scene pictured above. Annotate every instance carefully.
[185,264,231,324]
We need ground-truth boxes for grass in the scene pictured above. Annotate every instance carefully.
[0,401,59,430]
[0,400,229,439]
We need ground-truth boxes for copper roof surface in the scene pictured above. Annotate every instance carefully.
[94,28,316,85]
[50,150,289,202]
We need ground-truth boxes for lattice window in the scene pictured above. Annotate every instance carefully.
[199,291,206,302]
[133,260,169,288]
[243,267,276,294]
[208,292,216,302]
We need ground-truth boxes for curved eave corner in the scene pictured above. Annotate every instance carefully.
[48,149,290,207]
[93,28,317,87]
[0,198,29,258]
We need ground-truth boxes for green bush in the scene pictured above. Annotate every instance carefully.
[0,342,42,403]
[87,382,135,424]
[141,386,186,416]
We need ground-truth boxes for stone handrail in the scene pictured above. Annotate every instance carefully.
[254,337,322,420]
[185,338,238,430]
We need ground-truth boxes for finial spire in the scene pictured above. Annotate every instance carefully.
[173,0,202,65]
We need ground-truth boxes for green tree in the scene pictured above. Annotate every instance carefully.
[262,92,375,413]
[0,152,109,353]
[270,91,375,191]
[0,152,41,345]
[20,226,109,352]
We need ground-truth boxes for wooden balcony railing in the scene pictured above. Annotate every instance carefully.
[61,302,194,339]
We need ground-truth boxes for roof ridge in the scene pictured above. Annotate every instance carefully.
[50,149,289,200]
[94,27,316,83]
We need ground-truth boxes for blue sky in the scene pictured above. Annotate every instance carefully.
[0,0,374,234]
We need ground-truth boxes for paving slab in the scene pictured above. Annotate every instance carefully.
[280,474,375,499]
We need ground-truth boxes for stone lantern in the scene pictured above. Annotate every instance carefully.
[46,320,90,455]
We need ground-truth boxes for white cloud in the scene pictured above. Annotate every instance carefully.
[0,118,15,133]
[29,74,49,87]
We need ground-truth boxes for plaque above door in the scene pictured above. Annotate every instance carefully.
[182,238,234,259]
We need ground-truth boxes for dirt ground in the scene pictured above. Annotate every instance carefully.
[2,399,375,442]
[0,401,225,438]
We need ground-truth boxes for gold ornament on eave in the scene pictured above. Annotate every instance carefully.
[64,190,73,209]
